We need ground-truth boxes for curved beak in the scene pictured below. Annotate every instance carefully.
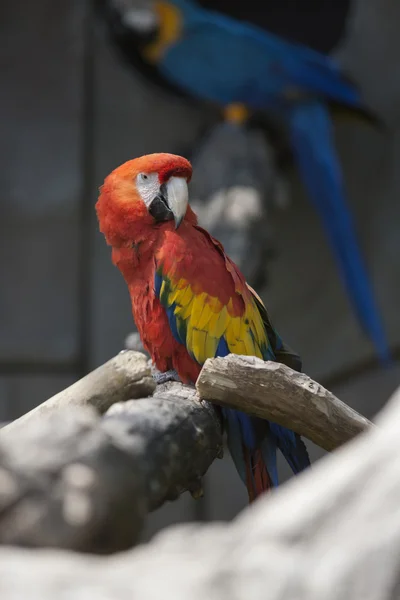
[166,176,188,229]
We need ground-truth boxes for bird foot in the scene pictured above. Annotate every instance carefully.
[153,369,181,384]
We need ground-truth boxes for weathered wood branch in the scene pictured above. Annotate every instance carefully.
[0,351,155,437]
[0,349,373,554]
[1,383,400,599]
[197,354,372,451]
[0,382,222,553]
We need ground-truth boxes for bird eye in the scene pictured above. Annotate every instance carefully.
[139,173,148,181]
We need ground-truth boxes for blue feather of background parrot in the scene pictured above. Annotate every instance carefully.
[288,102,389,362]
[143,0,389,362]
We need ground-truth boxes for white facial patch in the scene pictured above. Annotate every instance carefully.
[123,8,159,32]
[136,172,161,208]
[112,0,159,33]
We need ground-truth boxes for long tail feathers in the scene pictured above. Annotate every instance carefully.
[271,424,311,474]
[288,101,390,363]
[244,447,272,503]
[223,408,310,502]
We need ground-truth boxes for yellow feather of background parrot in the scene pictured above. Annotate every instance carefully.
[142,1,182,63]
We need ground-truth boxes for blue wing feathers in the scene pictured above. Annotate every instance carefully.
[166,303,182,344]
[154,270,162,297]
[161,0,363,110]
[216,337,230,357]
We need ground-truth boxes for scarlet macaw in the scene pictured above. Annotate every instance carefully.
[96,152,310,500]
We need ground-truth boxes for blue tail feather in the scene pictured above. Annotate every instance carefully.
[222,407,279,490]
[222,407,310,493]
[260,431,278,487]
[270,423,310,474]
[288,101,390,363]
[217,333,309,496]
[222,407,248,485]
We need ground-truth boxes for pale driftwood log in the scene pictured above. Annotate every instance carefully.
[0,348,372,555]
[0,382,222,553]
[0,351,155,438]
[197,354,372,451]
[1,384,400,599]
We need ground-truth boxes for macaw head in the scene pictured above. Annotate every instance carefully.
[96,153,195,246]
[107,0,186,63]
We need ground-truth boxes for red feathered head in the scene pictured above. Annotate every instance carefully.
[96,153,195,246]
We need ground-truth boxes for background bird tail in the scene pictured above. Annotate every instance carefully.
[288,100,390,363]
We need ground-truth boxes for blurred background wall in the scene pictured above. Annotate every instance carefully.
[1,0,399,541]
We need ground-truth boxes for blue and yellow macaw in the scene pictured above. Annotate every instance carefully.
[106,0,390,363]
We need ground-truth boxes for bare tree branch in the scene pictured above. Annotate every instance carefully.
[0,351,155,438]
[0,384,399,599]
[0,348,374,555]
[196,354,372,451]
[0,382,222,553]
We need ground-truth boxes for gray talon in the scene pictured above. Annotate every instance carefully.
[153,369,181,384]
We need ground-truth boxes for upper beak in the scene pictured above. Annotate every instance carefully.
[165,176,188,229]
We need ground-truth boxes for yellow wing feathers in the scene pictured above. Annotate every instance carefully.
[158,274,269,365]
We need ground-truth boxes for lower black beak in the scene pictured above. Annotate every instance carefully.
[148,185,174,224]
